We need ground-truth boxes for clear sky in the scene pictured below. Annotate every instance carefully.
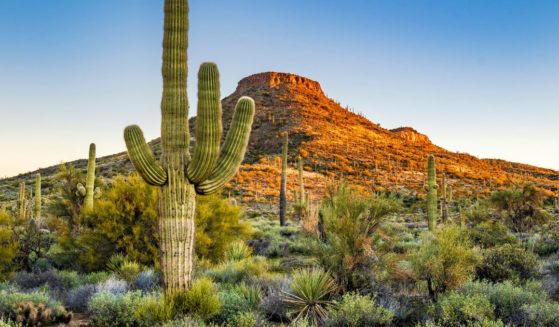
[1,0,558,177]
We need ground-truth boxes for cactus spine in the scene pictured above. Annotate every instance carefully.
[279,132,288,226]
[441,172,448,222]
[77,143,98,211]
[426,155,438,231]
[123,0,255,296]
[17,181,26,221]
[34,173,41,219]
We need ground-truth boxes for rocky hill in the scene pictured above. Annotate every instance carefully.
[1,72,558,205]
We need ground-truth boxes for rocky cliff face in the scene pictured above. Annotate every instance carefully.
[390,127,431,144]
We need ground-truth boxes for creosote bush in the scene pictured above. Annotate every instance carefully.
[327,292,394,326]
[476,243,539,283]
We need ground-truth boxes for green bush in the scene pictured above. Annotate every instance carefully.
[465,201,491,224]
[468,221,517,248]
[172,278,221,320]
[206,256,269,284]
[88,290,168,327]
[214,283,262,324]
[195,194,253,262]
[436,292,497,327]
[116,260,142,284]
[282,268,337,326]
[464,280,559,326]
[224,240,252,262]
[327,293,394,326]
[0,211,17,280]
[410,225,481,302]
[476,244,539,283]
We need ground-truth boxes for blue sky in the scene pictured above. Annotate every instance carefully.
[1,0,558,177]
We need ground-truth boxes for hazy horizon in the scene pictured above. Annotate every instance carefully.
[1,0,558,177]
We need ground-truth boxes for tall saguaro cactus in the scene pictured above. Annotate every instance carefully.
[279,132,288,226]
[297,156,305,206]
[426,155,438,231]
[34,173,41,219]
[77,143,99,211]
[441,172,448,222]
[17,181,26,221]
[123,0,255,296]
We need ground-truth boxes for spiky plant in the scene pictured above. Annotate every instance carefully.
[224,240,252,262]
[426,155,438,231]
[34,173,41,219]
[441,172,448,222]
[77,143,100,211]
[279,132,288,226]
[17,181,26,221]
[122,0,255,296]
[282,268,337,326]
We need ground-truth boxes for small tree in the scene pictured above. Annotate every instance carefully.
[490,183,550,232]
[410,225,481,302]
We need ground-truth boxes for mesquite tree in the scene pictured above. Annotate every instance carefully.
[123,0,255,296]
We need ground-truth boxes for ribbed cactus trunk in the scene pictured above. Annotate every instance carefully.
[17,181,26,222]
[123,0,254,296]
[426,155,438,231]
[441,172,448,222]
[34,173,41,219]
[84,143,96,211]
[279,132,288,226]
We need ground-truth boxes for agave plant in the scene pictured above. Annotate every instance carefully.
[282,268,337,326]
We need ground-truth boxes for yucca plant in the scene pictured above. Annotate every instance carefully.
[282,268,337,326]
[224,240,252,262]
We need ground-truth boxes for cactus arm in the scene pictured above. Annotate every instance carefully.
[186,62,222,183]
[195,97,255,195]
[124,125,168,186]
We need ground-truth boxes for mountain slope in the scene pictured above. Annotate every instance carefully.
[1,72,557,204]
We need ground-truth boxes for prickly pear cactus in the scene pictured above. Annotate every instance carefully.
[123,0,255,296]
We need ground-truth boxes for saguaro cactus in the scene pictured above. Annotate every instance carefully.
[426,155,438,231]
[34,173,41,219]
[297,156,305,206]
[123,0,255,296]
[279,132,288,226]
[77,143,99,211]
[17,181,26,221]
[441,172,448,222]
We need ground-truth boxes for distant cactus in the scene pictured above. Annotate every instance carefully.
[122,0,255,295]
[279,132,288,226]
[17,181,26,221]
[426,155,438,231]
[77,143,99,211]
[441,172,448,222]
[34,173,41,219]
[297,156,305,206]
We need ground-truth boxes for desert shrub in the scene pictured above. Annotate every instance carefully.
[468,221,517,248]
[228,311,263,327]
[78,174,159,270]
[0,210,17,280]
[195,194,252,262]
[105,253,127,273]
[282,268,337,326]
[0,316,22,327]
[65,284,96,312]
[260,280,290,322]
[490,183,551,232]
[95,277,129,295]
[465,200,491,224]
[206,256,269,284]
[316,184,400,290]
[131,269,160,293]
[159,316,205,327]
[464,280,559,326]
[409,225,481,302]
[532,222,559,256]
[81,271,110,285]
[88,290,168,327]
[0,290,70,326]
[214,283,262,324]
[171,278,221,320]
[476,244,539,283]
[327,293,394,327]
[11,270,78,298]
[224,240,252,261]
[435,292,497,327]
[116,260,142,284]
